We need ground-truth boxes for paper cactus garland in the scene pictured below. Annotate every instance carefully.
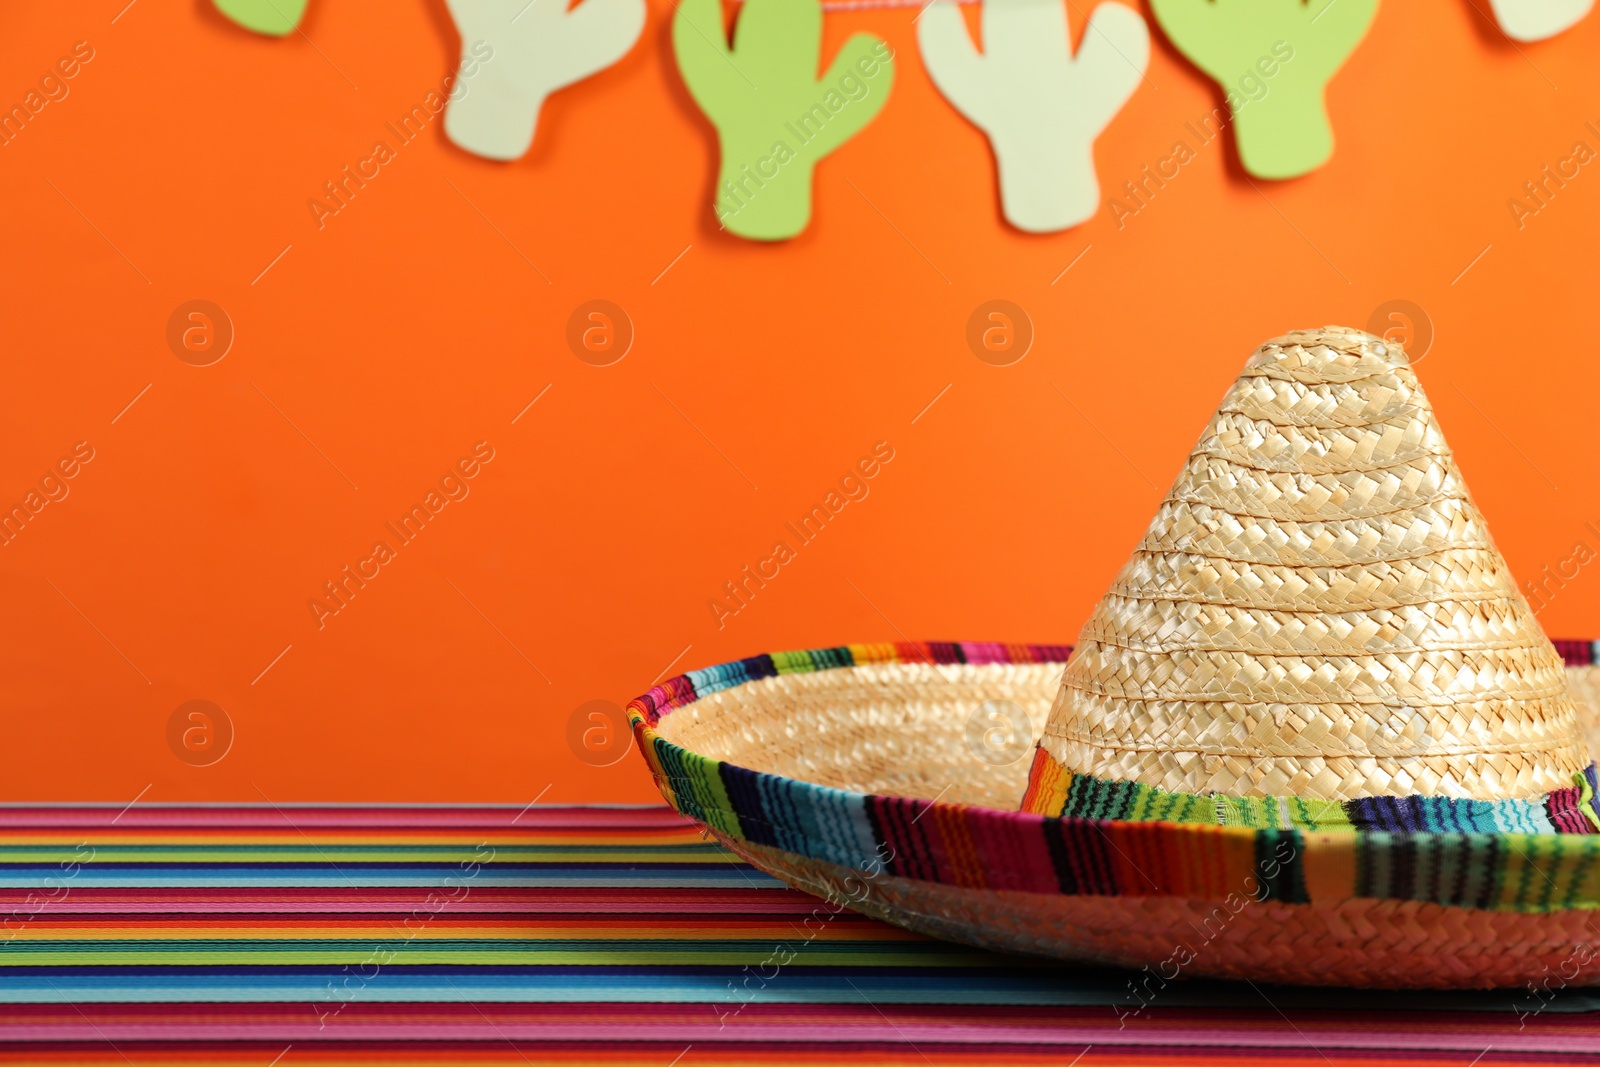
[919,0,1148,233]
[213,0,307,36]
[442,0,646,161]
[1488,0,1593,40]
[673,0,895,241]
[202,0,1583,231]
[1149,0,1379,180]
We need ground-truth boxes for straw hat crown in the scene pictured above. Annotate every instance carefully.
[1037,326,1589,802]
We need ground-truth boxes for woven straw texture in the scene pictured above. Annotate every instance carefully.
[633,644,1600,987]
[645,658,1055,808]
[722,834,1600,990]
[1572,665,1600,757]
[1037,326,1589,803]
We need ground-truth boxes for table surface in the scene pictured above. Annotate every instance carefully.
[0,804,1593,1065]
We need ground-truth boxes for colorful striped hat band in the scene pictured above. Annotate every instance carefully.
[629,327,1600,988]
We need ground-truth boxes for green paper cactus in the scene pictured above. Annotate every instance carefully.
[1149,0,1379,179]
[214,0,308,36]
[919,0,1149,233]
[673,0,895,241]
[443,0,646,161]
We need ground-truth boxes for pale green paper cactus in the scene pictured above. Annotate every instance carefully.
[214,0,307,36]
[443,0,646,161]
[1149,0,1379,179]
[1489,0,1592,41]
[919,0,1148,233]
[674,0,895,241]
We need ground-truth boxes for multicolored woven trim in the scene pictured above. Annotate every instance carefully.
[1554,639,1600,666]
[630,641,1074,729]
[628,642,1600,915]
[1021,751,1600,834]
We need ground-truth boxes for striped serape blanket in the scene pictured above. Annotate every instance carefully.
[0,804,1594,1065]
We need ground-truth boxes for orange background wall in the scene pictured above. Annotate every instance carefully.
[2,0,1598,803]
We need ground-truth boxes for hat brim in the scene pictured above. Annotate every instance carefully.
[628,642,1600,990]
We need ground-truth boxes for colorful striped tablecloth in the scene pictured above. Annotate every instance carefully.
[0,805,1595,1065]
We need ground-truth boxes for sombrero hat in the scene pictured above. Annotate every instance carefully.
[628,326,1600,989]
